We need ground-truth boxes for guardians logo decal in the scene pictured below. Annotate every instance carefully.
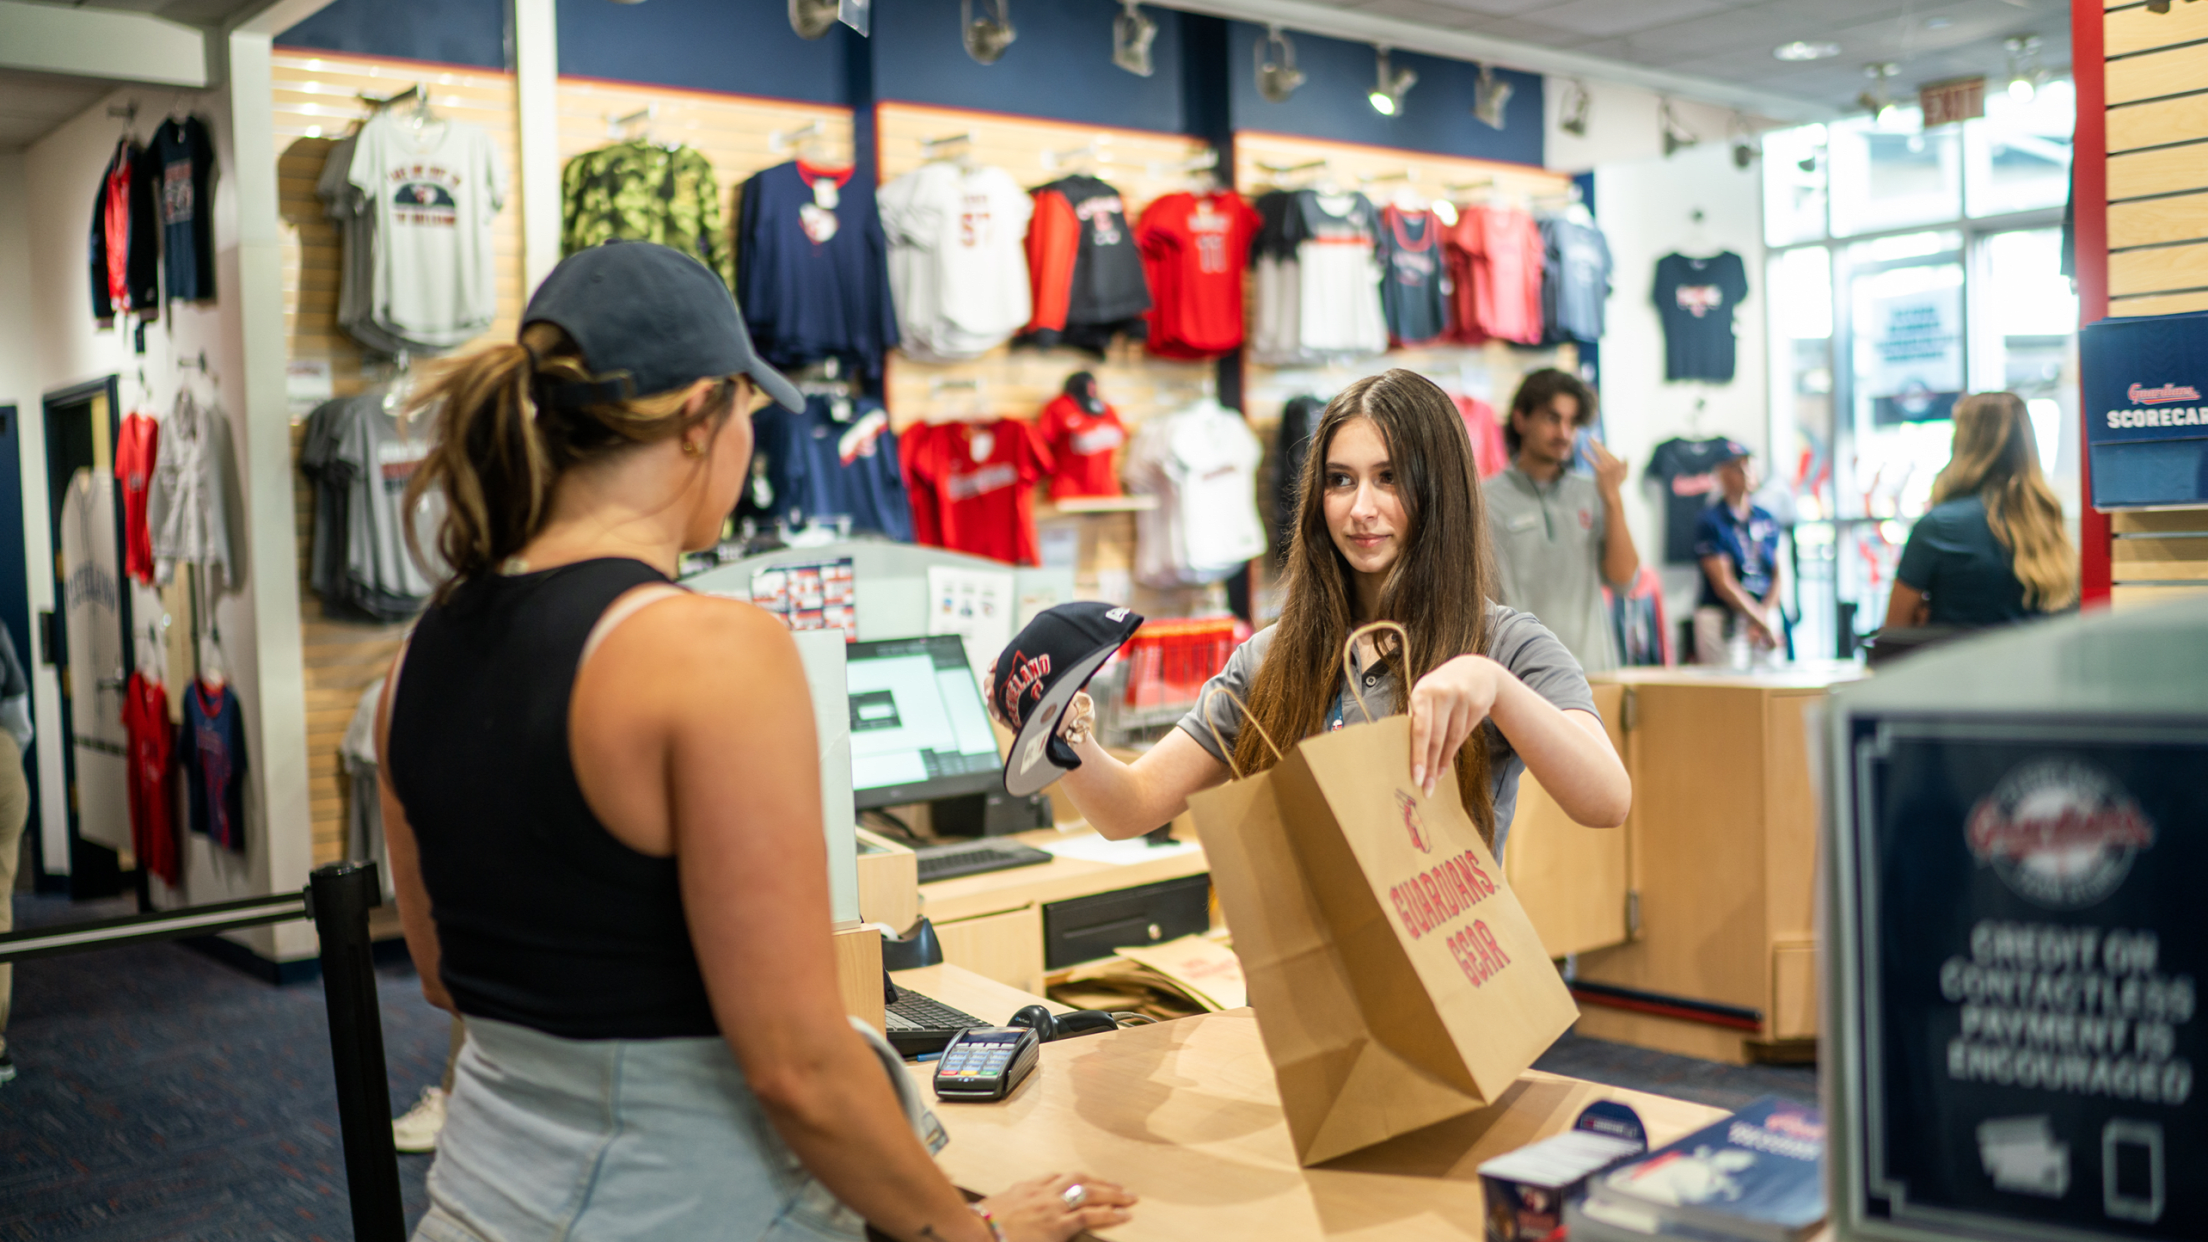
[1395,789,1432,854]
[1965,760,2156,910]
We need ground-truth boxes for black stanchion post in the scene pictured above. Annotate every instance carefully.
[310,861,406,1242]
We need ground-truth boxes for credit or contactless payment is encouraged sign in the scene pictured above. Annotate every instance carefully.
[1846,717,2201,1239]
[2080,311,2208,507]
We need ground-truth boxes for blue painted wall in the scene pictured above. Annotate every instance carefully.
[556,0,856,104]
[1227,22,1542,165]
[275,0,507,70]
[871,0,1187,134]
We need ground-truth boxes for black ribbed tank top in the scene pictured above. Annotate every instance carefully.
[388,557,717,1039]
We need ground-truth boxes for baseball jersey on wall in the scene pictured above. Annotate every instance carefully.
[1654,251,1749,382]
[1021,175,1150,356]
[1292,191,1387,358]
[1124,402,1266,587]
[749,395,915,541]
[880,161,1033,361]
[1377,205,1449,347]
[347,110,507,350]
[737,160,900,376]
[1136,190,1260,359]
[61,469,132,856]
[1038,377,1126,500]
[901,419,1052,566]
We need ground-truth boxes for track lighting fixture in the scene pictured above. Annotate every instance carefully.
[1858,62,1899,119]
[1473,63,1513,130]
[789,0,837,38]
[2004,35,2046,104]
[1659,98,1698,157]
[962,0,1015,65]
[1368,47,1416,117]
[1254,25,1304,104]
[1113,1,1157,77]
[1728,112,1758,169]
[1557,79,1590,138]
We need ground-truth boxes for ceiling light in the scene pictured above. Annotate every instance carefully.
[790,0,837,38]
[1254,25,1304,104]
[1924,16,1952,29]
[1858,62,1899,119]
[1558,79,1590,138]
[1660,98,1698,157]
[1473,63,1513,129]
[2005,34,2045,104]
[1369,47,1416,116]
[962,0,1015,65]
[1113,1,1157,77]
[1774,41,1840,62]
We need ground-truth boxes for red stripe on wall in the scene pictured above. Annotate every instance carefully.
[2073,0,2112,607]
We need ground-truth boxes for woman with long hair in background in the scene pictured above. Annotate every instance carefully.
[1885,392,2078,630]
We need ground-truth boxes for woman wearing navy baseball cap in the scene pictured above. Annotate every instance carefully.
[375,242,1132,1242]
[1036,369,1630,860]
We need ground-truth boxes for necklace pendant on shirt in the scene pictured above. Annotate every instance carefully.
[811,178,840,210]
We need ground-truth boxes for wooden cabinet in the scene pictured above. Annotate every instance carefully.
[1569,666,1860,1064]
[935,906,1046,995]
[1503,683,1631,959]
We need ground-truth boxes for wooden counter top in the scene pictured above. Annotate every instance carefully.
[905,1007,1726,1241]
[1595,661,1867,690]
[919,827,1211,924]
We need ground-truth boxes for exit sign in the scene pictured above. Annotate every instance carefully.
[1919,76,1985,127]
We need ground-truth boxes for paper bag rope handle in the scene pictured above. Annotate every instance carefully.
[1198,685,1283,780]
[1341,620,1411,725]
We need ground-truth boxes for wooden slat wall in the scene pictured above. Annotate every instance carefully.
[2102,5,2208,607]
[274,52,525,865]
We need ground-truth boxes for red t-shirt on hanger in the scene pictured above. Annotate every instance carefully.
[115,412,159,584]
[1136,190,1261,359]
[901,419,1052,566]
[1037,392,1126,500]
[121,670,179,886]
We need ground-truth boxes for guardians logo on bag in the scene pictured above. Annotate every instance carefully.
[1965,759,2156,909]
[1394,789,1432,854]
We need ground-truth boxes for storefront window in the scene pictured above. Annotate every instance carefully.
[1767,246,1835,657]
[1828,109,1963,237]
[1763,124,1829,247]
[1964,80,2074,218]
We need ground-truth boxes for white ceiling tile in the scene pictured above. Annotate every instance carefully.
[1523,0,1730,39]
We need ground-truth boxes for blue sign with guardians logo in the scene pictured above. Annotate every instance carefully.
[1845,717,2204,1240]
[2080,311,2208,507]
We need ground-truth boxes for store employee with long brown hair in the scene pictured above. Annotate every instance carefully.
[375,242,1130,1242]
[1051,369,1630,858]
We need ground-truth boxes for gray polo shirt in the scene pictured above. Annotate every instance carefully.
[1483,465,1618,673]
[1176,604,1597,859]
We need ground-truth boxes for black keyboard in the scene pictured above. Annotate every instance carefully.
[912,840,1054,883]
[883,986,989,1057]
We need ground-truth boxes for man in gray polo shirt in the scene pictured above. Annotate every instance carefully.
[1483,369,1640,672]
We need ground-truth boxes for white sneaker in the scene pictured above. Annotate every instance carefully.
[392,1086,448,1153]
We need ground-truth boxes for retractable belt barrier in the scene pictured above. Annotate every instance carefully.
[0,862,407,1242]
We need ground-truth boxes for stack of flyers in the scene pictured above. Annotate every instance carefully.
[750,558,857,643]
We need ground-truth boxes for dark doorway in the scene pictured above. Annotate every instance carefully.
[0,404,42,900]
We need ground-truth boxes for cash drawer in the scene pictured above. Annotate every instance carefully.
[1042,874,1212,970]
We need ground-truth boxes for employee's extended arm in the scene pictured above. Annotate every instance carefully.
[1406,656,1630,829]
[1057,727,1230,841]
[1699,554,1776,647]
[1590,441,1641,588]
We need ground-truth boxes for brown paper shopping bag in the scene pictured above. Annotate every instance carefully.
[1189,622,1579,1165]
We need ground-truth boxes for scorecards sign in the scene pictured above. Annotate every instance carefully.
[1843,717,2201,1240]
[2080,310,2208,507]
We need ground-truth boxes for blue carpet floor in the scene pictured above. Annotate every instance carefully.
[1,892,1817,1241]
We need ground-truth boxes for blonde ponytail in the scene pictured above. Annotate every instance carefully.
[402,321,735,594]
[1932,393,2078,613]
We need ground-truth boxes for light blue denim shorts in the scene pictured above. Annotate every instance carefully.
[411,1017,887,1242]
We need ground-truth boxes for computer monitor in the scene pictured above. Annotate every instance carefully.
[845,635,1005,811]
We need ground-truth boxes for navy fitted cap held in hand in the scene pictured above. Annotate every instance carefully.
[522,240,804,413]
[993,602,1145,797]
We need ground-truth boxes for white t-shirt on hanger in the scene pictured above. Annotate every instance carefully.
[881,162,1032,361]
[349,111,507,350]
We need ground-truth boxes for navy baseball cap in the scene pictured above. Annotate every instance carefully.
[1718,439,1754,462]
[522,240,803,413]
[992,602,1144,796]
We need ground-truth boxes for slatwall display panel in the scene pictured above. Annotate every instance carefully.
[2105,4,2208,311]
[2111,510,2208,610]
[555,78,854,232]
[876,103,1220,433]
[274,52,524,866]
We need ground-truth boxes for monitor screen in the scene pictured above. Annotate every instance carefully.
[845,635,1004,809]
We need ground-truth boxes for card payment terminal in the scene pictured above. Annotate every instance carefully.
[931,1026,1041,1102]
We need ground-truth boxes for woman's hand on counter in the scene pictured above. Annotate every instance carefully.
[979,1171,1137,1241]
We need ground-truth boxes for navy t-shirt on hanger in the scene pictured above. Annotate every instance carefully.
[1654,251,1749,382]
[149,115,217,302]
[177,677,248,852]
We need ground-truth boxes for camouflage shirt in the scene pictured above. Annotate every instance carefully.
[561,141,732,286]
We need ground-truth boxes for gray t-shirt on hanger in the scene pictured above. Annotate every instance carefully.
[1176,604,1598,859]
